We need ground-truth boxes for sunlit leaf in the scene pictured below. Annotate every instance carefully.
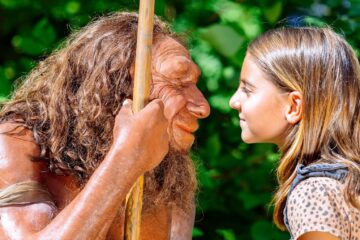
[192,227,204,237]
[190,40,223,92]
[303,16,327,27]
[201,24,244,58]
[216,229,236,240]
[66,1,81,15]
[212,1,262,39]
[209,94,231,113]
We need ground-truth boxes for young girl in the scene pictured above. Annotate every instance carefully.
[229,27,360,239]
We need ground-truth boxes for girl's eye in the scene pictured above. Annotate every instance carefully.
[240,86,251,95]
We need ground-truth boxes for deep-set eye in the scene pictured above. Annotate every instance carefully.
[158,56,190,79]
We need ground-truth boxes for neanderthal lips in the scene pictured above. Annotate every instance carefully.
[174,123,199,134]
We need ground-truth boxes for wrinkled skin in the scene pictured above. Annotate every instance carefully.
[150,36,210,152]
[0,37,210,240]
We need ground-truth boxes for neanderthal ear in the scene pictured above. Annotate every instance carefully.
[285,91,302,124]
[129,64,135,79]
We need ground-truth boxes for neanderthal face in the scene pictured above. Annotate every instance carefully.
[150,37,210,152]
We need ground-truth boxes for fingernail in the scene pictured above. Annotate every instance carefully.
[123,99,131,107]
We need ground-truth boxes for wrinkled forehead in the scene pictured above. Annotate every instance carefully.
[153,36,190,58]
[152,36,200,80]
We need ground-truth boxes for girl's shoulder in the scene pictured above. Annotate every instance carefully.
[287,177,360,240]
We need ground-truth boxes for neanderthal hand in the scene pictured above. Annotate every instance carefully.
[111,99,170,173]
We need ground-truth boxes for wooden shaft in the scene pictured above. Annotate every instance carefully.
[125,0,155,239]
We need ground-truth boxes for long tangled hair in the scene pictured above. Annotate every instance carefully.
[248,27,360,230]
[0,12,196,211]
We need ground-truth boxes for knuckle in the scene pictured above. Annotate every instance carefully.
[152,99,164,110]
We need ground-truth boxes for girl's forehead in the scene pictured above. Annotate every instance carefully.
[240,56,263,83]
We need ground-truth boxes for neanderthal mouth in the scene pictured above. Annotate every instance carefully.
[175,124,198,134]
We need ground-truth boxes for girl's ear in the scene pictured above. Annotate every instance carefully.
[285,91,302,124]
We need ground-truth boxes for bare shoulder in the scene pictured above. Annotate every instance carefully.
[0,123,56,238]
[0,122,42,188]
[298,231,340,240]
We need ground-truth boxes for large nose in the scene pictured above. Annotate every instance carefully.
[186,86,210,119]
[229,89,241,111]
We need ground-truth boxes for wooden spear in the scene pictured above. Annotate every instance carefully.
[125,0,155,239]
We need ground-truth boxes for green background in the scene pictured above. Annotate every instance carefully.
[1,0,360,239]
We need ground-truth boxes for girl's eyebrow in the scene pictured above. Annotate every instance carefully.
[240,78,256,88]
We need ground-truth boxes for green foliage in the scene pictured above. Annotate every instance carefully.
[1,0,360,239]
[216,229,236,240]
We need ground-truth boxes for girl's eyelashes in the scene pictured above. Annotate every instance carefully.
[240,86,252,95]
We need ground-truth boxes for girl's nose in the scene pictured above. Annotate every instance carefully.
[229,92,241,110]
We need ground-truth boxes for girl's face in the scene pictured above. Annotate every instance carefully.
[229,54,291,146]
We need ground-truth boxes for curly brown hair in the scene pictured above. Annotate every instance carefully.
[0,12,199,213]
[0,12,175,179]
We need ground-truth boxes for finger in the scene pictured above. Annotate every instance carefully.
[146,100,168,123]
[147,99,164,111]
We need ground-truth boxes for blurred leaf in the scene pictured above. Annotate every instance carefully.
[0,96,8,103]
[19,57,35,72]
[190,40,223,92]
[206,133,221,158]
[33,18,57,46]
[0,0,30,8]
[192,227,204,237]
[213,1,262,39]
[251,220,289,240]
[216,229,236,240]
[303,16,327,27]
[266,152,280,163]
[11,18,56,56]
[12,35,45,56]
[65,1,81,15]
[201,24,244,58]
[348,2,360,17]
[263,1,283,24]
[198,167,220,189]
[238,192,270,210]
[223,66,236,81]
[0,67,12,96]
[154,0,166,16]
[209,94,231,113]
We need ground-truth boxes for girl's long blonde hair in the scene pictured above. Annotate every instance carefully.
[248,27,360,230]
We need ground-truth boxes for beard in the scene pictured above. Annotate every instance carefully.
[142,147,197,214]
